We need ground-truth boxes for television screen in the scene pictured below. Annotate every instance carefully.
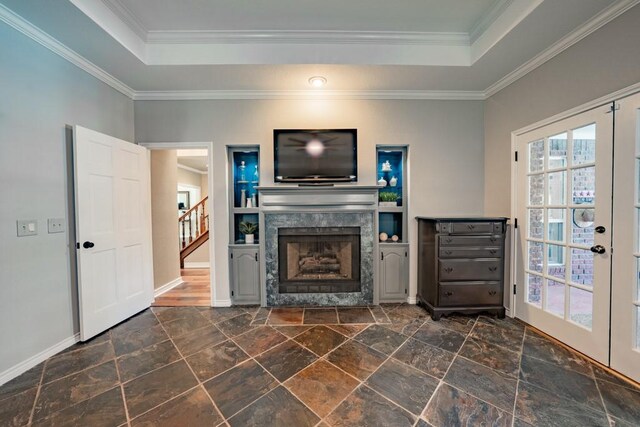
[274,129,357,183]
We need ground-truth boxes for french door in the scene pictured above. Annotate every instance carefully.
[611,92,640,381]
[515,106,613,364]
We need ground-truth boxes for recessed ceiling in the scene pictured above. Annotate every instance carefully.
[0,0,634,96]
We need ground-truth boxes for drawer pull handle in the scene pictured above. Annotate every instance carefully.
[444,291,454,296]
[490,237,496,242]
[488,267,497,272]
[444,267,454,273]
[445,238,453,243]
[488,290,497,296]
[489,250,497,255]
[444,250,452,255]
[467,224,475,230]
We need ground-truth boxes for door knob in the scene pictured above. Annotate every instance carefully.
[83,241,95,249]
[590,245,606,254]
[595,226,606,234]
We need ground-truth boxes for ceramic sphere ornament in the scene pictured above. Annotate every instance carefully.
[379,232,389,242]
[391,235,399,242]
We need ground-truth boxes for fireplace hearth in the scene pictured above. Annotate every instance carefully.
[278,227,361,293]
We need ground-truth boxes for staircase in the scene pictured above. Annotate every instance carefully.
[179,196,209,268]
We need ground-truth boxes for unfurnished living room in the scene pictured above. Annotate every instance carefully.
[2,1,640,426]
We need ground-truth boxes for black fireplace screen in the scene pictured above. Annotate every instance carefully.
[278,227,361,293]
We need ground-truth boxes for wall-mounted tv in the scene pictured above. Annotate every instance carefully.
[274,129,357,183]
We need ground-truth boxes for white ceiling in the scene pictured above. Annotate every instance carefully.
[0,0,636,97]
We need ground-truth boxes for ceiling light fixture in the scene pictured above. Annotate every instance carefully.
[308,76,327,88]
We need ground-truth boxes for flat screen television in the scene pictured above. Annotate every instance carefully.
[274,129,357,183]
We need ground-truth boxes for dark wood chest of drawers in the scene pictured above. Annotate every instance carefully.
[416,217,507,320]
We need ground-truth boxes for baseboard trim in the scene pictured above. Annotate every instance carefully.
[212,299,232,308]
[0,333,80,386]
[154,277,183,298]
[183,262,210,269]
[406,296,417,304]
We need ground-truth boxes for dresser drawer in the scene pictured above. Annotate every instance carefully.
[439,247,502,258]
[438,282,502,307]
[439,259,502,281]
[439,235,502,247]
[450,222,496,234]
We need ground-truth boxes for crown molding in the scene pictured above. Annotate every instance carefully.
[177,163,207,175]
[469,0,513,43]
[133,90,486,101]
[0,3,136,98]
[145,30,470,46]
[100,0,148,40]
[485,0,640,98]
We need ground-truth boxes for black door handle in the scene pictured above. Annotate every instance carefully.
[83,241,95,249]
[590,245,606,254]
[595,226,606,234]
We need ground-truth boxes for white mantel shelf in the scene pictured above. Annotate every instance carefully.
[257,185,381,212]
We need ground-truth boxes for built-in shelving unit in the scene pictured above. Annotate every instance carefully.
[376,146,409,302]
[228,147,260,245]
[228,146,261,304]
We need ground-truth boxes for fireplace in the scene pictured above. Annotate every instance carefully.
[278,227,361,293]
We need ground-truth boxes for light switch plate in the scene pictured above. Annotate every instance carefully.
[48,218,65,233]
[17,220,38,237]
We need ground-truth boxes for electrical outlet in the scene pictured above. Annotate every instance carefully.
[17,220,38,237]
[48,218,65,234]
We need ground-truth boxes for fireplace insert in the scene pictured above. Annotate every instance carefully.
[278,227,361,293]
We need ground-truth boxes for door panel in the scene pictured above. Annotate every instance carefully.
[231,248,260,303]
[611,92,640,382]
[515,106,613,364]
[75,126,153,340]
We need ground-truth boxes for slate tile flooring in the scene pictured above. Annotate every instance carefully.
[2,304,640,426]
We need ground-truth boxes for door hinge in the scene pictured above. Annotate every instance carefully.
[230,253,233,259]
[514,151,518,162]
[405,288,407,294]
[605,103,620,114]
[231,291,234,296]
[405,251,407,257]
[514,218,518,229]
[513,284,517,295]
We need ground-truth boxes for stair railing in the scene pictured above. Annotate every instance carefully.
[179,196,209,249]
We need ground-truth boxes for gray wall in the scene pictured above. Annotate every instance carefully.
[150,150,181,289]
[484,5,640,216]
[0,22,134,374]
[134,99,485,304]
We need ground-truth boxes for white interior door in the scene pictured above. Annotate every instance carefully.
[611,92,640,382]
[74,126,153,341]
[515,105,613,364]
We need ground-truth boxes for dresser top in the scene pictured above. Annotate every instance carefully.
[415,216,508,222]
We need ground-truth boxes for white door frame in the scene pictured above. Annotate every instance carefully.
[509,81,640,319]
[140,142,218,307]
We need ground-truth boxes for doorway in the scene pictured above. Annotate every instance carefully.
[514,93,640,383]
[143,145,214,307]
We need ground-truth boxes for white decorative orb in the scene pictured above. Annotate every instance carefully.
[379,232,388,242]
[391,235,399,242]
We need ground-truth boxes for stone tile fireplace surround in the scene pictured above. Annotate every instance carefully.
[258,186,379,307]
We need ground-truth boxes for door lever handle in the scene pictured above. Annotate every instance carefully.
[83,241,95,249]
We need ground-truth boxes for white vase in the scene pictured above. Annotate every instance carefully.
[245,234,255,244]
[377,176,387,187]
[389,176,398,187]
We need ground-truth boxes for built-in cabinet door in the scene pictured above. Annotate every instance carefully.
[611,92,640,382]
[379,245,408,302]
[231,247,260,304]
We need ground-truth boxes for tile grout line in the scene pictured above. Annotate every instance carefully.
[111,337,132,427]
[592,365,612,423]
[510,322,527,427]
[27,357,48,425]
[149,309,227,425]
[420,316,479,424]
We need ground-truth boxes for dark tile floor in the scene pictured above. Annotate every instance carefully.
[2,304,640,427]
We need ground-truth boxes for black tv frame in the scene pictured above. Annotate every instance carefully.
[273,129,358,184]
